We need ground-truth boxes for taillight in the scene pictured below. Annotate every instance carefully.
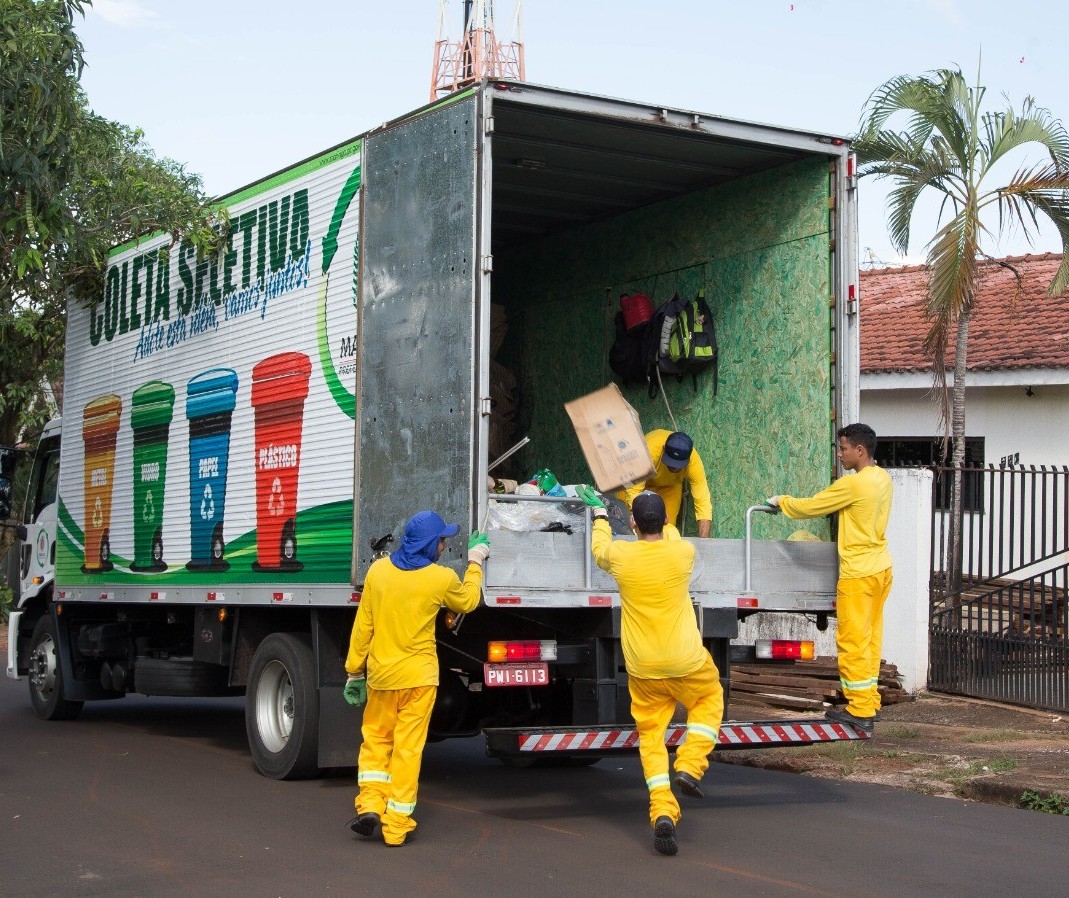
[487,640,558,662]
[755,639,815,661]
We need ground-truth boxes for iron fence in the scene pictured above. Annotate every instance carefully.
[927,465,1069,712]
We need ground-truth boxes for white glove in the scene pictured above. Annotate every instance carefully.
[766,496,781,507]
[468,543,490,565]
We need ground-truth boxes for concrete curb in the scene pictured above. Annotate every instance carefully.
[961,773,1069,810]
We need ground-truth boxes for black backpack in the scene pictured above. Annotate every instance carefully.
[609,291,718,394]
[608,310,657,386]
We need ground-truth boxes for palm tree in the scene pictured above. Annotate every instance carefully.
[853,66,1069,592]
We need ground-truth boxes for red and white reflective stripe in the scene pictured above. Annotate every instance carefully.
[514,720,866,752]
[718,721,864,745]
[518,729,640,752]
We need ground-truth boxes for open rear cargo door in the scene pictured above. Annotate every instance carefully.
[353,95,482,582]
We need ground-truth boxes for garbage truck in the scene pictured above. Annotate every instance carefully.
[4,81,863,779]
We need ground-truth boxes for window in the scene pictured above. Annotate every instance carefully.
[877,436,985,512]
[30,436,60,523]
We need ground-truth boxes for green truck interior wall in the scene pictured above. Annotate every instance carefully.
[494,156,835,540]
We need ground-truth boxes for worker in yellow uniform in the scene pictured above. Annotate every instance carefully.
[622,430,713,537]
[767,423,893,734]
[343,510,488,846]
[578,485,724,857]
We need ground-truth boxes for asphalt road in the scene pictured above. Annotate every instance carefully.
[2,674,1067,898]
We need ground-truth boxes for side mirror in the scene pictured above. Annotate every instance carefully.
[0,446,17,520]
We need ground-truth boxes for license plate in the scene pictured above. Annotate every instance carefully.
[483,662,549,687]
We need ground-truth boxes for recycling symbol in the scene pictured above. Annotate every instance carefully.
[143,490,155,523]
[92,497,104,528]
[268,477,285,517]
[200,484,215,520]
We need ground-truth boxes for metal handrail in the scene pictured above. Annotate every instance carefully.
[744,504,779,594]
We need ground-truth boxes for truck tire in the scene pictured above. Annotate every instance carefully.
[134,657,226,696]
[28,615,84,721]
[245,633,320,780]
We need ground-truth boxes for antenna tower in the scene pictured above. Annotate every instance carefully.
[430,1,525,101]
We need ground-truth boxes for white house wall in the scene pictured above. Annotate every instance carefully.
[862,383,1069,581]
[861,383,1069,469]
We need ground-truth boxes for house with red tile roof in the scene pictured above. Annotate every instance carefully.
[860,252,1069,469]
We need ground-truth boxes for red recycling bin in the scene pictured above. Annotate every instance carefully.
[251,352,311,572]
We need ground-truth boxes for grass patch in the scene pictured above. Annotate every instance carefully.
[803,740,867,775]
[944,756,1019,793]
[1020,790,1069,815]
[880,726,921,740]
[963,729,1025,744]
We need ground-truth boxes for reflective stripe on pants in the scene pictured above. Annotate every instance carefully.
[628,653,724,826]
[835,568,893,719]
[355,684,436,845]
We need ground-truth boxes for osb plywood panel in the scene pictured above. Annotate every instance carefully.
[494,157,835,539]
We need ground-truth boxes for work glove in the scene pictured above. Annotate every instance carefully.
[343,675,367,708]
[468,530,490,565]
[575,484,608,516]
[765,496,782,513]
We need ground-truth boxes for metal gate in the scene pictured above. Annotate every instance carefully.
[928,465,1069,712]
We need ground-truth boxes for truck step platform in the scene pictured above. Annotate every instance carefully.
[484,718,870,757]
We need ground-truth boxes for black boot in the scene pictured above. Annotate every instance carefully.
[673,770,704,798]
[348,812,380,838]
[653,816,678,856]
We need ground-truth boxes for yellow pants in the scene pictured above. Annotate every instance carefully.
[628,654,724,826]
[836,569,893,719]
[355,685,436,845]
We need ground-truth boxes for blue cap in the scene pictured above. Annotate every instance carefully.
[390,510,461,571]
[663,432,693,470]
[405,510,459,543]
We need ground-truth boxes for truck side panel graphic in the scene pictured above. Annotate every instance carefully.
[57,141,361,589]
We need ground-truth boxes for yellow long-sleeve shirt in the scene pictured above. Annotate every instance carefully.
[622,429,713,525]
[590,518,707,679]
[779,465,893,579]
[345,557,483,690]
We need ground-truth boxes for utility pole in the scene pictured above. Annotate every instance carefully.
[429,0,525,101]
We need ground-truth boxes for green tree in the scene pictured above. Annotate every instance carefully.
[853,67,1069,589]
[1,0,221,447]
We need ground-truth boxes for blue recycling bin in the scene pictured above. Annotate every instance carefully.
[185,369,239,572]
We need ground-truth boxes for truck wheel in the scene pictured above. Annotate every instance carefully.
[28,615,84,721]
[246,633,320,780]
[133,657,226,696]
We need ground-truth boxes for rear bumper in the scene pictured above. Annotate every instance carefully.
[484,718,869,757]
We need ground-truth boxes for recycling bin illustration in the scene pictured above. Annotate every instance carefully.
[251,352,311,573]
[129,381,176,572]
[81,394,122,573]
[185,368,239,572]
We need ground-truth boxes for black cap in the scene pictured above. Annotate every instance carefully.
[663,432,693,470]
[632,491,667,531]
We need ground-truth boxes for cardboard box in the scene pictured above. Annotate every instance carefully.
[564,384,654,493]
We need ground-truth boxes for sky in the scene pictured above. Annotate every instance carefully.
[77,0,1069,268]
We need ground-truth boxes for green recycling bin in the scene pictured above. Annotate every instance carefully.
[129,381,175,572]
